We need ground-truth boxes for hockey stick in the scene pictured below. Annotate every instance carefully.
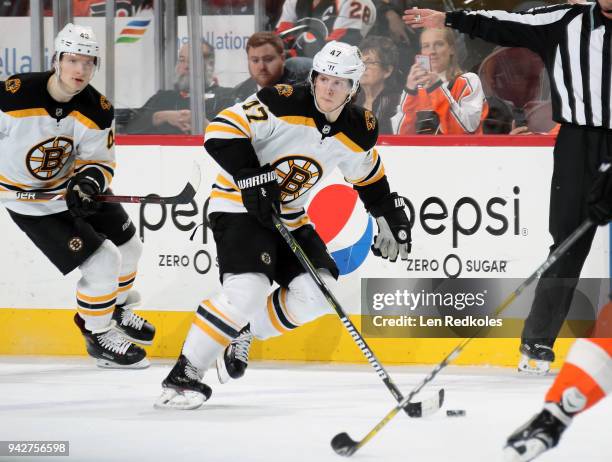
[331,219,595,457]
[0,162,201,205]
[271,212,445,419]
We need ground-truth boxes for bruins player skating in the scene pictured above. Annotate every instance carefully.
[156,41,411,409]
[0,24,154,368]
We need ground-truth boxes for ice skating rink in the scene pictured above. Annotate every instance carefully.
[0,357,610,462]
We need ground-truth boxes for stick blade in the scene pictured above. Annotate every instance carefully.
[404,388,445,418]
[172,162,202,204]
[331,432,358,457]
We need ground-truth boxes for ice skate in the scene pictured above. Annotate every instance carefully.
[74,313,149,369]
[155,355,212,410]
[503,406,568,461]
[518,343,554,375]
[216,324,253,384]
[112,291,156,345]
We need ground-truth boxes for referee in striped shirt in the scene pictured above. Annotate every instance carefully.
[403,2,612,371]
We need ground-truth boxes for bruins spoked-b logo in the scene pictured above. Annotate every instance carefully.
[68,237,83,252]
[5,78,21,94]
[26,136,74,180]
[272,155,322,203]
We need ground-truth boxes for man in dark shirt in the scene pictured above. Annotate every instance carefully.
[229,32,311,105]
[126,40,232,134]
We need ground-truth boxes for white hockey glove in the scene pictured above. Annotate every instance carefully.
[369,192,411,262]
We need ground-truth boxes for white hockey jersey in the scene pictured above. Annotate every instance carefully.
[276,0,377,45]
[0,72,115,216]
[204,84,383,230]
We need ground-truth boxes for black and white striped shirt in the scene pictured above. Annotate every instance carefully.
[446,3,612,129]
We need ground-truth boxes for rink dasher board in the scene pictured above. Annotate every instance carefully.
[0,140,608,366]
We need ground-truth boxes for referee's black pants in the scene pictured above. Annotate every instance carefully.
[521,124,611,347]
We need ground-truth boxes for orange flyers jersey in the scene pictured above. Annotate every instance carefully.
[204,84,381,230]
[395,72,487,135]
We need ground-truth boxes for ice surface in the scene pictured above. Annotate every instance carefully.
[0,357,609,462]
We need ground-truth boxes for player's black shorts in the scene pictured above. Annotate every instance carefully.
[7,201,136,275]
[210,212,339,288]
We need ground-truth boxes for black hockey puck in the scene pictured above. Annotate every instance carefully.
[446,409,466,417]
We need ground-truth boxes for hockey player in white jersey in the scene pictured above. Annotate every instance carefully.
[0,24,154,368]
[156,41,410,409]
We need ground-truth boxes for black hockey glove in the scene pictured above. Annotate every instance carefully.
[587,162,612,225]
[235,164,280,229]
[369,192,411,262]
[66,171,101,218]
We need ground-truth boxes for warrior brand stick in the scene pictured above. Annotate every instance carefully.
[331,219,595,457]
[0,162,202,205]
[272,212,445,419]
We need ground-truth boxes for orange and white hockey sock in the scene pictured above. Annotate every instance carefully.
[545,338,612,416]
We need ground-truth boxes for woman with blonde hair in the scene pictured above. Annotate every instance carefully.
[395,27,487,134]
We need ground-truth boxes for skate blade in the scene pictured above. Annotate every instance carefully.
[502,446,523,462]
[503,446,526,462]
[518,356,550,376]
[503,440,547,462]
[215,356,231,384]
[154,388,206,410]
[96,357,150,369]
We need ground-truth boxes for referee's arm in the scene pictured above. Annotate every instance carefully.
[444,6,575,53]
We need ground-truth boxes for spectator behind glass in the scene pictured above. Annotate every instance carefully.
[125,40,232,134]
[482,96,514,134]
[356,36,402,135]
[394,27,487,135]
[275,0,377,54]
[229,32,311,105]
[367,0,419,75]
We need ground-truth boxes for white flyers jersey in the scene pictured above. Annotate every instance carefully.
[332,0,376,39]
[204,84,382,230]
[0,72,115,216]
[276,0,376,45]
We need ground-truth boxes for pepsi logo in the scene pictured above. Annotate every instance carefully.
[308,184,373,275]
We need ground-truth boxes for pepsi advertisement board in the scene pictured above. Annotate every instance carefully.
[0,142,609,314]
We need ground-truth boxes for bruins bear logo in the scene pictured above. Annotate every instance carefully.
[365,110,376,131]
[100,95,111,111]
[5,78,21,94]
[275,84,293,97]
[26,136,74,180]
[272,155,322,203]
